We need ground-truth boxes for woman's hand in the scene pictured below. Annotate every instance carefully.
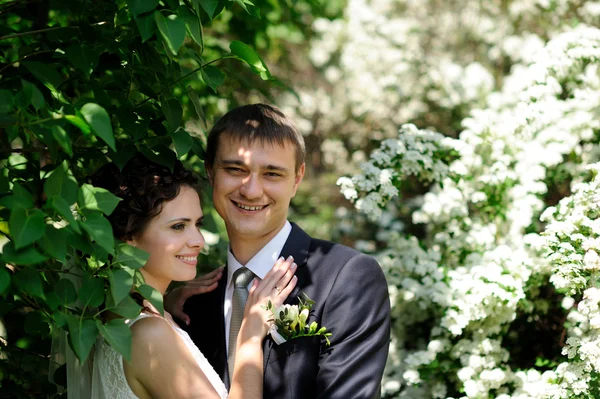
[242,256,298,338]
[164,267,224,325]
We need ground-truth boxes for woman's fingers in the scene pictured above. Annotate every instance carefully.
[256,256,294,295]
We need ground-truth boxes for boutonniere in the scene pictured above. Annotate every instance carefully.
[266,294,332,346]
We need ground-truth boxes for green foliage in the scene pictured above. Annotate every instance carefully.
[0,0,292,395]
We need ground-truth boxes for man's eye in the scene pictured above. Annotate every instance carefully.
[266,172,282,177]
[171,223,185,231]
[226,167,244,173]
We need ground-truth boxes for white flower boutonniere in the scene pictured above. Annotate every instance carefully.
[266,294,332,346]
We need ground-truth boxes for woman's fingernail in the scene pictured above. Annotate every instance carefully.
[291,262,297,269]
[278,256,285,262]
[293,275,298,281]
[287,255,294,262]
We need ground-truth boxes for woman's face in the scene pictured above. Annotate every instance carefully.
[132,186,205,294]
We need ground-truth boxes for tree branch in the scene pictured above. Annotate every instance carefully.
[133,56,236,108]
[0,21,111,41]
[0,49,55,75]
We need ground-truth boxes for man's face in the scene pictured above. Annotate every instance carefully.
[208,135,304,244]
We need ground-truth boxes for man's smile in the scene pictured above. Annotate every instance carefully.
[231,200,269,212]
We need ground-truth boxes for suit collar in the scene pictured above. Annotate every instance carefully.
[279,222,311,267]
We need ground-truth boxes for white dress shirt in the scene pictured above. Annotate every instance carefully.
[224,221,292,352]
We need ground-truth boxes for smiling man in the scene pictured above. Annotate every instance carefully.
[168,104,390,399]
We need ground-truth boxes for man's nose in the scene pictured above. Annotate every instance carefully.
[239,174,263,199]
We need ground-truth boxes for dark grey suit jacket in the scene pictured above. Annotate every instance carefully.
[182,223,390,399]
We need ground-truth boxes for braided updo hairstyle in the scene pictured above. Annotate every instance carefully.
[90,154,199,241]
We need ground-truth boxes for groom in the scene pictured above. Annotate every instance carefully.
[169,104,390,398]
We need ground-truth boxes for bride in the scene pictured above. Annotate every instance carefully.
[85,154,297,398]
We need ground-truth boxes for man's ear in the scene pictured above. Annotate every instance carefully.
[291,163,305,196]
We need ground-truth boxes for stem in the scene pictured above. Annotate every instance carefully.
[134,56,236,108]
[0,21,110,41]
[0,26,64,41]
[0,116,61,129]
[0,49,55,75]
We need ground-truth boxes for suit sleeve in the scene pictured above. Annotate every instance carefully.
[315,254,391,399]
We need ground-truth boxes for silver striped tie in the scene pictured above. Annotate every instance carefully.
[228,267,255,383]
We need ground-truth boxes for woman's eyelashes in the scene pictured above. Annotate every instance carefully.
[171,220,203,231]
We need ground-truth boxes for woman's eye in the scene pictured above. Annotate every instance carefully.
[195,222,203,230]
[172,223,185,231]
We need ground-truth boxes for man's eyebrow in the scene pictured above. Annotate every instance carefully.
[220,159,290,173]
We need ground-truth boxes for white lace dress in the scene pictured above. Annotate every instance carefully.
[91,313,228,399]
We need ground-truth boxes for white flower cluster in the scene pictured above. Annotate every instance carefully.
[537,164,600,398]
[337,17,600,399]
[336,124,458,220]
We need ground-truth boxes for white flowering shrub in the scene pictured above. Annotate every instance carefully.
[337,20,600,399]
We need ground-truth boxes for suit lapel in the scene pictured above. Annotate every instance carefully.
[263,223,312,367]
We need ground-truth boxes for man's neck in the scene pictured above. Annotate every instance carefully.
[228,224,286,265]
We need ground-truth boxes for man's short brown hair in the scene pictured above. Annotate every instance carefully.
[205,104,306,172]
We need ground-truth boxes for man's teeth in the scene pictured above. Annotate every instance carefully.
[177,256,197,262]
[236,203,265,211]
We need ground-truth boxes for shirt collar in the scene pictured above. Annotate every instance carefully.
[227,221,292,282]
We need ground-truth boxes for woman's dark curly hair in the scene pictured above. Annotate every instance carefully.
[90,154,199,241]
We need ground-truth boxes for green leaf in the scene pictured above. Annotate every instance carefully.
[109,143,138,170]
[22,61,63,91]
[2,241,48,265]
[38,225,67,261]
[47,196,81,233]
[21,80,44,111]
[186,86,207,131]
[44,161,79,205]
[191,136,206,160]
[80,103,115,151]
[139,144,176,172]
[65,114,92,135]
[112,295,142,318]
[172,129,193,158]
[114,243,150,269]
[4,183,34,209]
[178,6,203,47]
[196,0,219,19]
[201,65,225,93]
[67,317,98,362]
[0,267,11,295]
[154,12,186,55]
[24,311,49,335]
[66,45,99,76]
[51,125,73,156]
[78,184,122,215]
[0,90,13,114]
[13,267,46,298]
[109,268,134,305]
[233,0,258,16]
[54,278,77,306]
[78,275,105,308]
[160,98,183,133]
[97,319,133,362]
[138,284,164,315]
[9,207,46,250]
[81,212,114,254]
[134,12,156,42]
[229,40,271,80]
[127,0,160,17]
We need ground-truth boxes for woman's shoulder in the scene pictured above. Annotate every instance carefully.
[129,314,177,342]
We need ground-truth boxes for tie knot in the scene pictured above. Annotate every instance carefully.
[232,267,254,288]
